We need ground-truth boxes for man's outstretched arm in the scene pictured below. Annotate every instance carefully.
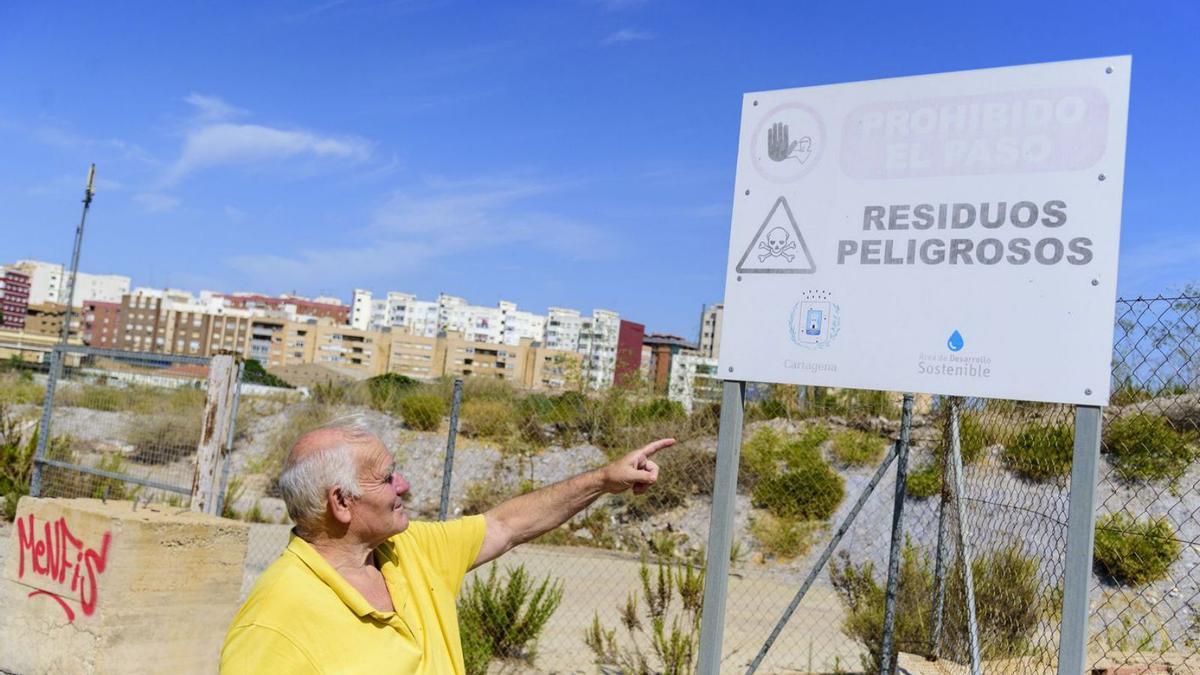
[472,438,674,569]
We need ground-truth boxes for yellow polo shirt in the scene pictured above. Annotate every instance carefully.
[221,516,486,674]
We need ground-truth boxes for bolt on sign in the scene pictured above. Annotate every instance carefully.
[719,56,1131,405]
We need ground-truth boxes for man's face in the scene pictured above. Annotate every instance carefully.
[348,438,411,546]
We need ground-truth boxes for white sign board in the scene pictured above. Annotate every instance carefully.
[719,56,1130,405]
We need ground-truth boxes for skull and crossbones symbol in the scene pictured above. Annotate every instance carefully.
[758,227,797,262]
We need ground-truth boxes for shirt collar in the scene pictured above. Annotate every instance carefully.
[286,534,398,620]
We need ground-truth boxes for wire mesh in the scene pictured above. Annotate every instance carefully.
[1088,295,1200,674]
[209,294,1200,674]
[33,348,222,506]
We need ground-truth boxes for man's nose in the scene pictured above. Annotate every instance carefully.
[393,473,410,495]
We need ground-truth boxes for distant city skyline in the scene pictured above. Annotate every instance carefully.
[3,1,1197,339]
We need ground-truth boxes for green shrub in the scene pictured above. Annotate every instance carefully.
[840,389,898,418]
[458,564,563,663]
[1093,512,1181,586]
[399,395,445,432]
[124,411,204,464]
[461,478,537,515]
[949,412,994,465]
[831,429,886,468]
[620,443,715,516]
[1103,413,1198,483]
[364,373,417,410]
[748,397,789,421]
[749,513,822,560]
[461,399,515,439]
[1002,423,1073,482]
[460,376,517,403]
[585,558,703,674]
[458,603,494,675]
[0,372,43,405]
[751,446,844,520]
[630,398,686,425]
[831,542,1040,671]
[1,406,37,521]
[242,359,294,389]
[741,425,831,488]
[906,461,942,500]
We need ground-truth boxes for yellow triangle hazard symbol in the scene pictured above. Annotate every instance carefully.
[736,196,816,274]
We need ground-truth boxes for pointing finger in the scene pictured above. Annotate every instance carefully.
[640,438,675,457]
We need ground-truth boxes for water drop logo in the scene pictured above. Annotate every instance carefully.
[947,330,965,352]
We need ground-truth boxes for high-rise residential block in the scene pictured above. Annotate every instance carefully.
[614,320,645,387]
[0,267,31,330]
[13,260,130,307]
[698,303,724,359]
[668,352,721,413]
[82,301,121,348]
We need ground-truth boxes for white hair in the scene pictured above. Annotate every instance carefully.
[278,414,379,538]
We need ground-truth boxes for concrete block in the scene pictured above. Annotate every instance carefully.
[0,497,249,675]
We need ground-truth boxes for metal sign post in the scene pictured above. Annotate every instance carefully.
[879,393,914,675]
[1058,405,1103,674]
[697,380,747,675]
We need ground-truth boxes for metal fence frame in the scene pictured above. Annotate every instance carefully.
[28,344,243,512]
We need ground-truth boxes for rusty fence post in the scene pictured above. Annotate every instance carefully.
[191,353,239,515]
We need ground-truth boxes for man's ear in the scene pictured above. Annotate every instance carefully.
[328,486,353,525]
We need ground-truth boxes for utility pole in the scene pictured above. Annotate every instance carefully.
[57,164,96,356]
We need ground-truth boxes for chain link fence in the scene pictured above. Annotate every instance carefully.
[9,294,1196,673]
[30,346,228,506]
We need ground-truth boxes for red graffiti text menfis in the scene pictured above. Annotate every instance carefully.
[16,513,112,622]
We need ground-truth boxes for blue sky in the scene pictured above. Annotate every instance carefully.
[1,0,1196,338]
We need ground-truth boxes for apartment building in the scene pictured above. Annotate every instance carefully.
[312,319,388,376]
[245,318,317,369]
[500,301,546,346]
[524,345,583,391]
[355,289,551,346]
[1,267,31,330]
[441,331,528,384]
[642,333,696,395]
[668,352,721,412]
[614,320,645,387]
[13,260,130,307]
[545,307,582,352]
[386,331,440,380]
[698,303,724,359]
[82,301,121,347]
[113,293,165,352]
[23,303,80,339]
[578,309,621,390]
[217,292,349,324]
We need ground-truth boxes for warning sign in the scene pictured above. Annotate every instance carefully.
[735,196,816,274]
[719,56,1132,406]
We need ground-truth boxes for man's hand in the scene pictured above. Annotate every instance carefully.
[601,438,675,495]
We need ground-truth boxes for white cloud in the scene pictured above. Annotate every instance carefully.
[133,192,181,213]
[601,28,653,45]
[227,175,616,289]
[1119,234,1200,295]
[183,93,247,122]
[163,122,372,184]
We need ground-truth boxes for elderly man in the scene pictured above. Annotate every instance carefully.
[220,416,673,673]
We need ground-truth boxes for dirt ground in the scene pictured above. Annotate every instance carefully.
[478,543,860,674]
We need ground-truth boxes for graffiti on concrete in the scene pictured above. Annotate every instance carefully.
[16,513,112,622]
